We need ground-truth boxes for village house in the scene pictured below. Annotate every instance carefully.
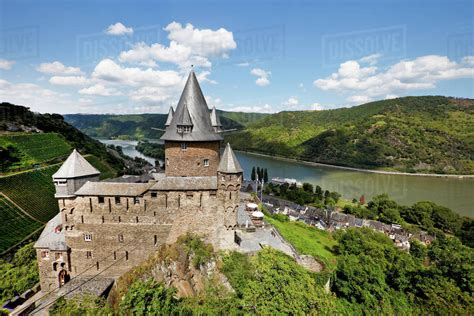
[34,71,243,292]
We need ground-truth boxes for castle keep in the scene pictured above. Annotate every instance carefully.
[34,71,243,292]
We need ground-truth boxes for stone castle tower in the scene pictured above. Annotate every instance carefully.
[34,70,243,293]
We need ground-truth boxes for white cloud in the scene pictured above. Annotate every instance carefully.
[92,59,182,87]
[36,61,83,75]
[284,97,299,108]
[119,41,194,67]
[226,103,274,113]
[128,86,172,104]
[0,59,15,70]
[359,53,382,65]
[165,22,236,58]
[314,55,474,101]
[0,79,87,113]
[462,56,474,66]
[346,95,371,104]
[384,94,398,100]
[118,22,235,70]
[237,62,249,67]
[251,68,271,86]
[309,103,323,111]
[79,84,122,96]
[105,22,133,36]
[49,76,90,86]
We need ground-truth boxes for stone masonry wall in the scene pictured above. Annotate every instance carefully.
[165,141,220,177]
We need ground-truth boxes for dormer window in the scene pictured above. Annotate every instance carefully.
[177,125,192,133]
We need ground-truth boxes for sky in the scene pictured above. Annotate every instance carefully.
[0,0,473,114]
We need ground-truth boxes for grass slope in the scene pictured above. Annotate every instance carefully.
[226,96,474,174]
[265,216,338,269]
[0,195,42,252]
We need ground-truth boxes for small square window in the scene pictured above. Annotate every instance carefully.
[151,192,157,198]
[86,251,92,259]
[41,251,49,259]
[181,143,187,151]
[115,197,121,204]
[204,159,209,167]
[133,197,139,205]
[84,234,92,242]
[118,234,124,243]
[98,196,105,204]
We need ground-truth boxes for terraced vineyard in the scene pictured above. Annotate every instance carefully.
[0,133,71,171]
[0,165,60,222]
[0,194,43,252]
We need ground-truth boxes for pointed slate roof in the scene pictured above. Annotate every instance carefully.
[165,106,174,127]
[52,149,100,179]
[160,71,223,142]
[218,143,243,173]
[210,106,221,128]
[176,103,193,126]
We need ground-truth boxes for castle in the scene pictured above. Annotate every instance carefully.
[34,71,243,292]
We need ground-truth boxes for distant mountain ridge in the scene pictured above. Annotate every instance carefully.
[224,96,474,174]
[64,110,269,140]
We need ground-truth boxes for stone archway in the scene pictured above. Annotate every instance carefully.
[58,269,70,286]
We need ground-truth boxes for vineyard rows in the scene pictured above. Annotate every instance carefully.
[0,165,60,223]
[0,194,43,252]
[1,133,71,165]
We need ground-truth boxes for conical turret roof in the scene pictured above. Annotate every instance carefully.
[218,143,243,173]
[52,149,100,179]
[165,106,174,127]
[160,71,223,142]
[210,106,221,128]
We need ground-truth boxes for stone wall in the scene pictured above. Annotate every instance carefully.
[165,141,220,177]
[36,248,70,292]
[58,188,235,280]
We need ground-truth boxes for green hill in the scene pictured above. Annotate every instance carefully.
[225,96,474,174]
[1,102,126,175]
[64,111,268,140]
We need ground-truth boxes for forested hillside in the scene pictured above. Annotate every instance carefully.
[225,96,474,174]
[1,102,125,174]
[64,110,268,140]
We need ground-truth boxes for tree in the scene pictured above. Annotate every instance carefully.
[251,166,256,181]
[120,278,180,315]
[263,168,268,183]
[324,190,330,201]
[256,167,261,180]
[315,185,323,200]
[302,182,313,193]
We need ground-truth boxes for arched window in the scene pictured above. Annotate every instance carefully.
[53,262,58,271]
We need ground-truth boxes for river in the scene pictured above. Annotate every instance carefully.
[99,140,473,217]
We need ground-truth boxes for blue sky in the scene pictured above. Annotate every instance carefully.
[0,0,473,114]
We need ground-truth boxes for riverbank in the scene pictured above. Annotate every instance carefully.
[236,150,474,179]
